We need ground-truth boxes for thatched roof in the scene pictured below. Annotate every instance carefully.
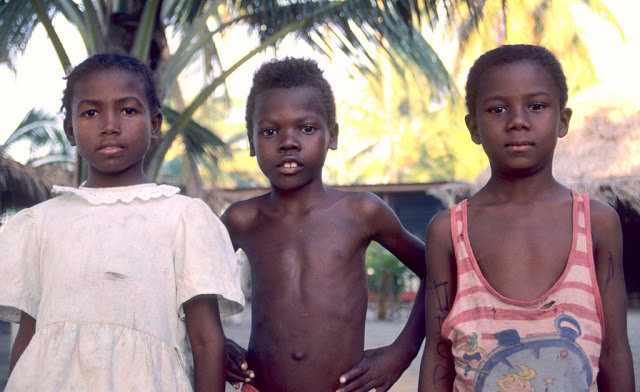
[554,100,640,180]
[0,150,73,208]
[555,99,640,212]
[432,99,640,211]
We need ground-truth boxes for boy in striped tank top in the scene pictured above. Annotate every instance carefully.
[418,45,634,391]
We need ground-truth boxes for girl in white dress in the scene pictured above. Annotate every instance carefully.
[0,54,244,391]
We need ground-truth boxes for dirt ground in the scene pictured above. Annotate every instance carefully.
[223,304,640,392]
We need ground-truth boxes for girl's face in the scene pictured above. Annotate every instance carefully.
[465,60,572,178]
[64,68,162,188]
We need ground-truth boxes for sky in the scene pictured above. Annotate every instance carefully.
[0,0,639,149]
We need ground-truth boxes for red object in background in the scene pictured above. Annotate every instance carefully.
[400,291,417,302]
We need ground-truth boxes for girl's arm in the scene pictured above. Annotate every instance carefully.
[184,295,226,392]
[419,210,456,392]
[590,201,634,391]
[9,312,36,375]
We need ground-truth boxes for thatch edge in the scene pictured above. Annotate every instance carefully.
[427,176,640,214]
[0,151,73,207]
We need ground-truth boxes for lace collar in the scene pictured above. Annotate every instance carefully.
[52,183,180,205]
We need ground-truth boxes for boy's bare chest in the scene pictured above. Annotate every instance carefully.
[243,210,370,321]
[244,212,368,271]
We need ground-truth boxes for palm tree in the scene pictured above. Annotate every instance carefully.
[449,0,625,94]
[0,0,482,194]
[2,109,75,169]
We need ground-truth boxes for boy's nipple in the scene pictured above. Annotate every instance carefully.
[291,350,307,361]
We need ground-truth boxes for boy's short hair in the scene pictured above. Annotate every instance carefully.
[245,57,337,145]
[465,44,568,117]
[61,53,161,121]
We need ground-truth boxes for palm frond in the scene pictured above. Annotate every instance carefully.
[27,154,76,167]
[235,0,482,98]
[0,0,58,69]
[2,109,74,168]
[578,0,625,41]
[161,105,230,185]
[163,0,211,29]
[3,109,59,144]
[131,0,162,61]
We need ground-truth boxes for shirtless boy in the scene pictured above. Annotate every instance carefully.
[222,57,426,392]
[418,44,634,391]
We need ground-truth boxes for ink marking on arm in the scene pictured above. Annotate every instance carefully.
[432,365,452,387]
[428,282,454,388]
[434,315,447,331]
[436,341,451,361]
[429,280,451,332]
[606,251,615,289]
[432,345,454,389]
[429,280,450,313]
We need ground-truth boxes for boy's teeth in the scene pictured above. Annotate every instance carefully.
[284,162,298,168]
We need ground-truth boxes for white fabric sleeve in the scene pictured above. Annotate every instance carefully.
[0,208,41,323]
[174,198,244,319]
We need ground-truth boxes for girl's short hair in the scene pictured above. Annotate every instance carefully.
[465,44,568,117]
[61,53,161,120]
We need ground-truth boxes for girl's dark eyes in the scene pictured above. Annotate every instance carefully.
[80,108,139,117]
[488,106,506,114]
[530,103,546,110]
[81,109,98,118]
[261,129,277,136]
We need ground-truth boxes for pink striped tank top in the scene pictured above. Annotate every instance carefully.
[442,190,604,392]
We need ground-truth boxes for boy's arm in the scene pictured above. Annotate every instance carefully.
[184,295,226,392]
[9,311,36,375]
[419,211,456,392]
[220,205,242,252]
[338,193,426,392]
[591,201,634,391]
[337,281,426,392]
[225,338,254,389]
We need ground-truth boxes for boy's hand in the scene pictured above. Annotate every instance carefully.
[225,338,255,389]
[336,344,409,392]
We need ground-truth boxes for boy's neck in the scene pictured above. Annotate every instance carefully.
[268,180,332,213]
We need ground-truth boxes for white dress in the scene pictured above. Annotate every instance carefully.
[0,183,245,391]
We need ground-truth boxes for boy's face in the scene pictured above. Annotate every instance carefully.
[250,86,338,191]
[465,61,572,176]
[64,68,161,186]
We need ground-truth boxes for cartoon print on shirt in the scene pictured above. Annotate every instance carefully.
[497,365,536,391]
[463,314,593,391]
[456,332,489,376]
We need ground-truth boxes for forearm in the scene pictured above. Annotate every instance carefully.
[597,343,635,391]
[392,279,426,361]
[418,341,454,392]
[185,295,226,392]
[192,341,226,392]
[9,312,35,376]
[9,335,30,376]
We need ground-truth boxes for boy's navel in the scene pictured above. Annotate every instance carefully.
[291,350,307,361]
